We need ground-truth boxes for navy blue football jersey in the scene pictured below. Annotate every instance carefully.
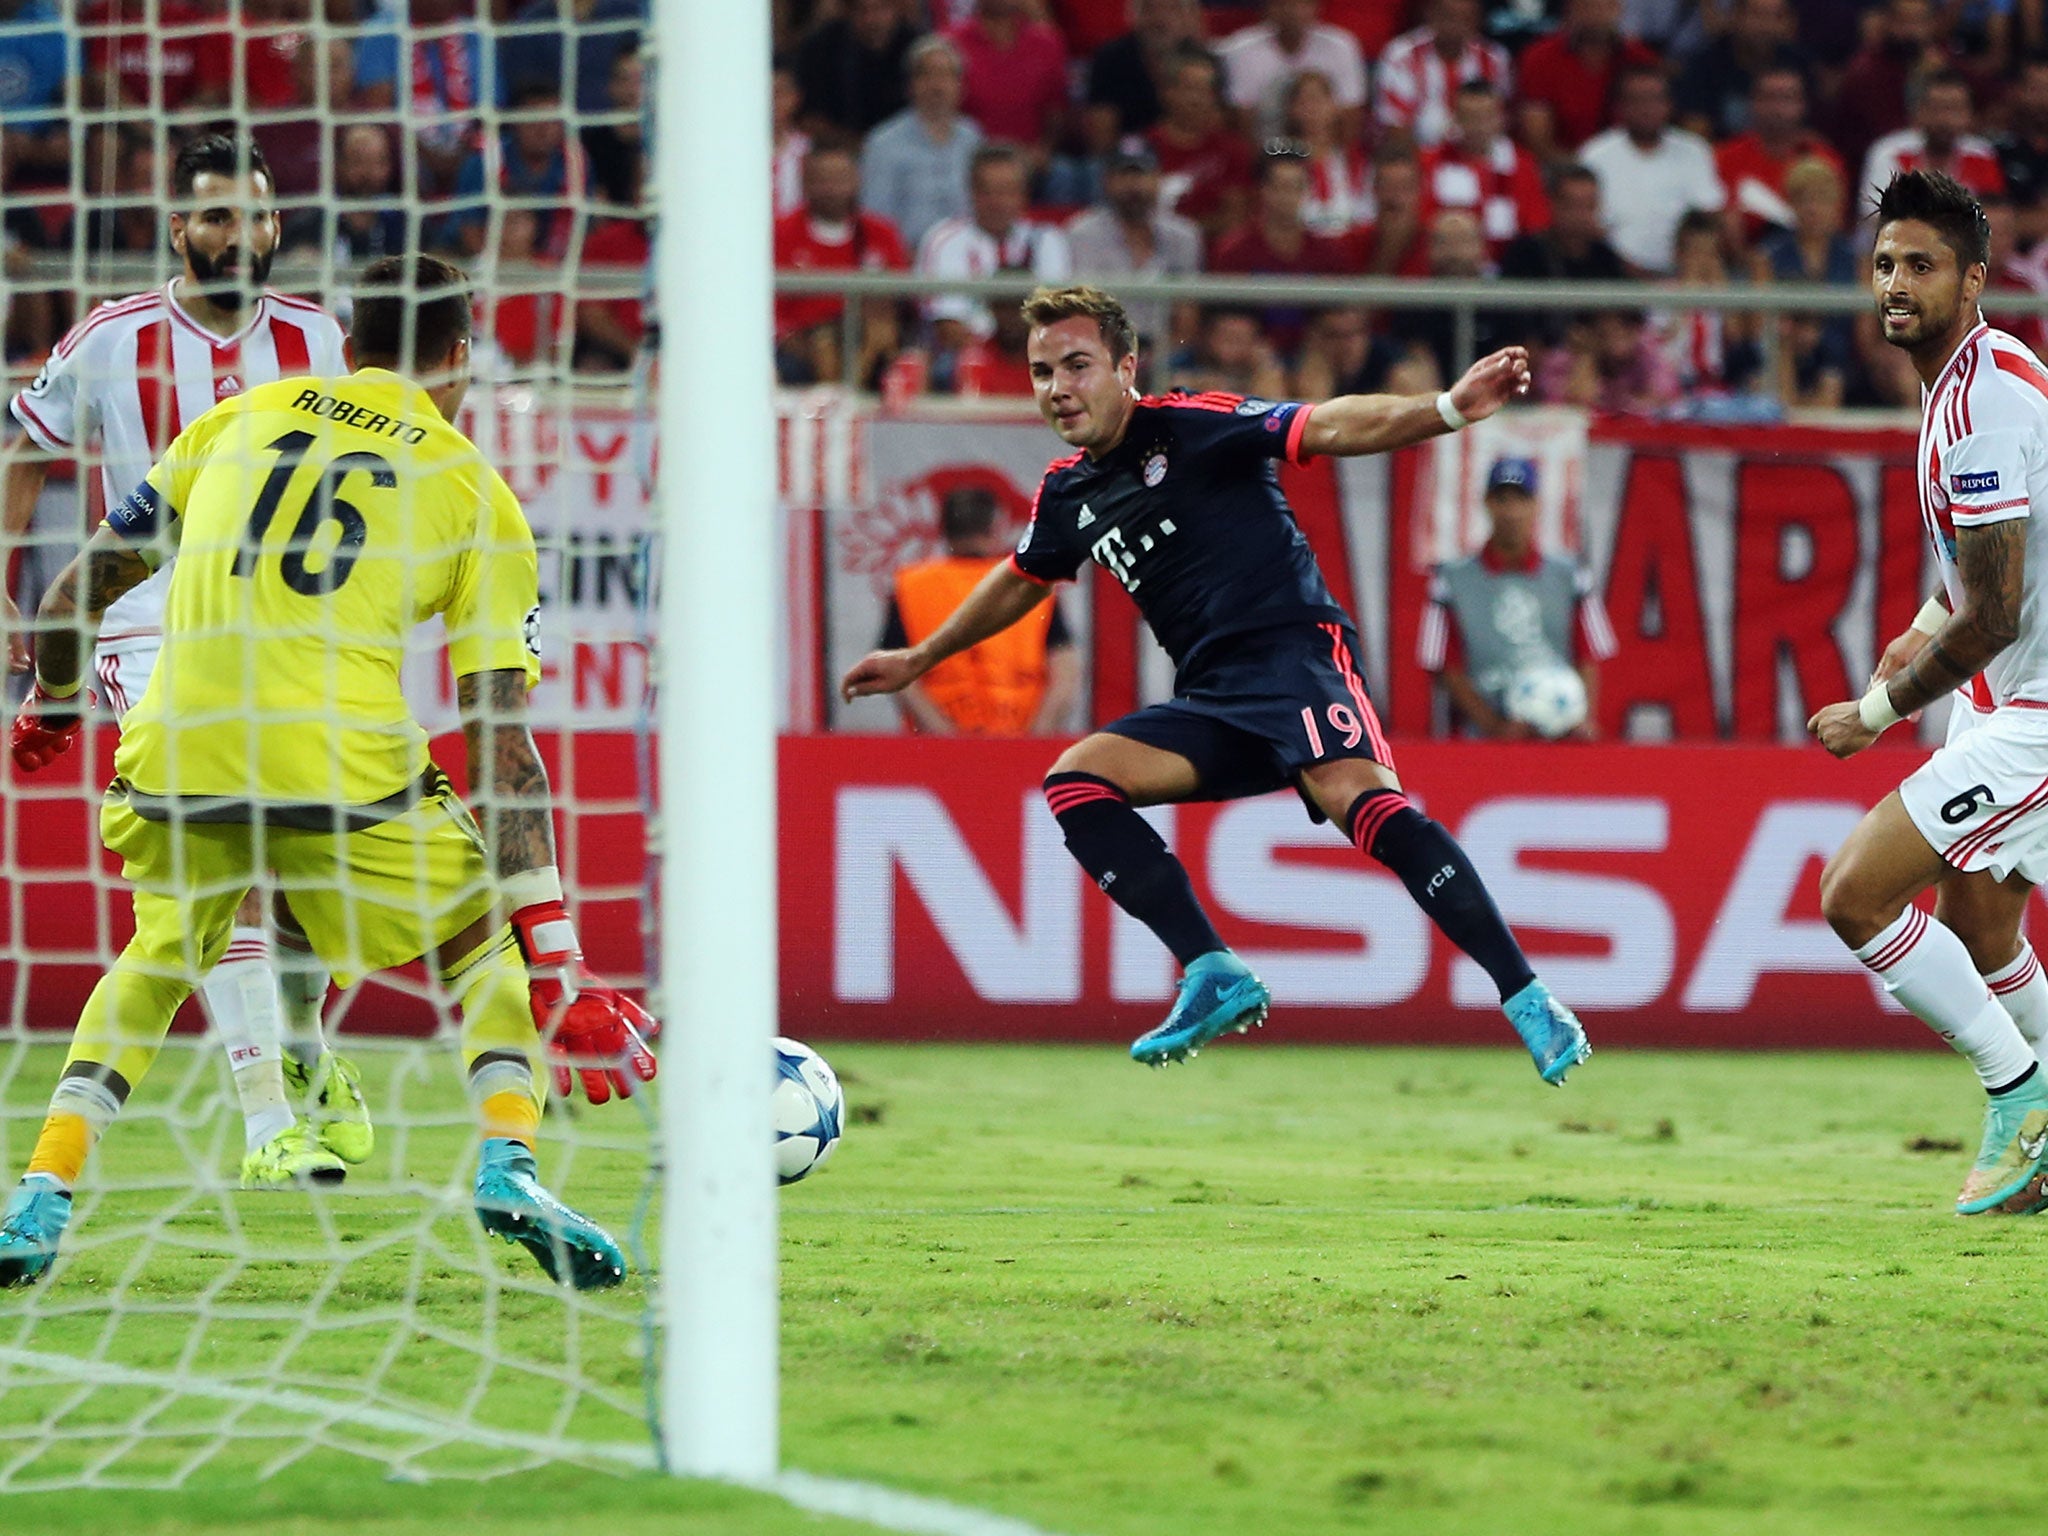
[1009,392,1347,672]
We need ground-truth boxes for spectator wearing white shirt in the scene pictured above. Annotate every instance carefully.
[1065,142,1203,365]
[1374,0,1512,151]
[917,143,1072,358]
[862,36,985,255]
[1579,65,1726,276]
[1217,0,1367,141]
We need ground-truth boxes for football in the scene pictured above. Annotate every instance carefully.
[773,1037,845,1185]
[1504,664,1588,739]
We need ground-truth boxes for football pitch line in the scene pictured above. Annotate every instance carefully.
[0,1345,1080,1536]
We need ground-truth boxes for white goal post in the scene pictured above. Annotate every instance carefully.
[651,0,782,1484]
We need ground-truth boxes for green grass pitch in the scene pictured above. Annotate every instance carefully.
[4,1040,2047,1535]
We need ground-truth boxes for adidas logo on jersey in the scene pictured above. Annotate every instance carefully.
[216,374,243,399]
[1076,504,1095,528]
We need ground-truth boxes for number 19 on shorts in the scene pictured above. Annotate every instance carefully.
[1301,703,1367,758]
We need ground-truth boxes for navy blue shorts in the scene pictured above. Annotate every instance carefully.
[1103,620,1394,804]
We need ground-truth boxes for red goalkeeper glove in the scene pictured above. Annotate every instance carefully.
[509,875,659,1105]
[11,680,89,773]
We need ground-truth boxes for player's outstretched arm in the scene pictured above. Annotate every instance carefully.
[458,668,657,1104]
[841,560,1049,704]
[1811,523,2024,758]
[1300,347,1532,459]
[9,525,152,771]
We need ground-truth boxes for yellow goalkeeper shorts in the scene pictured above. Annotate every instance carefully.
[99,767,500,988]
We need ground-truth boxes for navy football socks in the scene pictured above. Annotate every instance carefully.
[1044,772,1224,967]
[1346,788,1536,1002]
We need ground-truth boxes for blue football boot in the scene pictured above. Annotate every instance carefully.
[473,1138,625,1290]
[1504,979,1592,1085]
[0,1177,73,1289]
[1130,951,1272,1067]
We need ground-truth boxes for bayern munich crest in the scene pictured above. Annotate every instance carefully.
[1143,451,1168,487]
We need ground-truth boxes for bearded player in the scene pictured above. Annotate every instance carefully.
[0,256,656,1290]
[1812,169,2048,1215]
[2,134,372,1187]
[843,284,1590,1082]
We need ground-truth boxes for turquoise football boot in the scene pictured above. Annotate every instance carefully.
[1130,951,1271,1067]
[1956,1076,2048,1215]
[0,1177,73,1289]
[474,1138,625,1290]
[1504,979,1592,1085]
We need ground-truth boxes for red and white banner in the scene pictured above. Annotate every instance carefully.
[830,409,1933,744]
[12,730,2048,1048]
[777,734,1979,1049]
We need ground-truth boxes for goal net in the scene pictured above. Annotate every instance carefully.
[0,1,673,1488]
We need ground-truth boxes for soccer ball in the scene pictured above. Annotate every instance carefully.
[1504,664,1588,739]
[773,1037,844,1185]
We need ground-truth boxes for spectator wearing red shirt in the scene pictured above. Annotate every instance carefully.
[1283,69,1373,237]
[252,35,356,199]
[1715,66,1846,247]
[1515,0,1663,165]
[1830,0,1955,180]
[238,0,312,110]
[1372,0,1511,151]
[1209,147,1356,355]
[576,212,652,376]
[1859,71,2005,213]
[947,0,1069,172]
[1982,192,2048,357]
[1147,45,1253,241]
[480,207,563,375]
[79,0,230,112]
[1419,80,1549,259]
[774,140,910,387]
[1358,145,1429,277]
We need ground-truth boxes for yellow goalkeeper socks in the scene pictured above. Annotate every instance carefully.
[480,1091,540,1150]
[25,1112,94,1189]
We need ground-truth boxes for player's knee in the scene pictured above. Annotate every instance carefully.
[1047,738,1125,788]
[1817,852,1885,945]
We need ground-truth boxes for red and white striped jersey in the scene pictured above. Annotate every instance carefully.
[10,281,345,654]
[1373,26,1512,150]
[1919,320,2048,708]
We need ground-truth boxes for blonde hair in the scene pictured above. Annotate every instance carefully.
[1019,284,1137,362]
[1782,154,1844,203]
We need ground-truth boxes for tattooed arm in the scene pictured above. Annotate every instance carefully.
[32,524,155,696]
[457,667,557,881]
[1810,516,2028,759]
[1885,518,2028,718]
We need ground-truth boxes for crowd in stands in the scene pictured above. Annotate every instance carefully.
[770,0,2048,411]
[0,0,649,379]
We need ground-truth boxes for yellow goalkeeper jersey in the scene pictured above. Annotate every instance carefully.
[110,368,542,809]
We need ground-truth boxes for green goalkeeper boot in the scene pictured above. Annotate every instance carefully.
[474,1138,626,1290]
[240,1123,347,1189]
[284,1051,374,1165]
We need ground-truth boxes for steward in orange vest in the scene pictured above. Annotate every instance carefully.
[881,486,1075,735]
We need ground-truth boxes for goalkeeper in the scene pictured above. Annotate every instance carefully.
[0,255,656,1292]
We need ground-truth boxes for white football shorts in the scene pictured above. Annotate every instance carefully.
[91,643,156,723]
[1902,701,2048,883]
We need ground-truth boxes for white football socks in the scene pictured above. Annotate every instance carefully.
[1984,942,2048,1071]
[1857,908,2037,1092]
[274,952,334,1072]
[200,927,295,1150]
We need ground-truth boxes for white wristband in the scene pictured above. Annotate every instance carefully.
[502,864,565,910]
[1910,597,1949,637]
[1858,686,1903,733]
[1435,391,1468,431]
